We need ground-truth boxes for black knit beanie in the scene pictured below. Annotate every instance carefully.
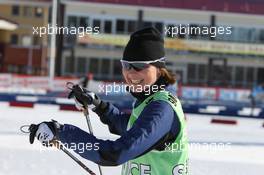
[123,27,165,67]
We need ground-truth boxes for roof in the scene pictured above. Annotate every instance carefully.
[0,16,18,31]
[0,0,51,6]
[76,0,264,15]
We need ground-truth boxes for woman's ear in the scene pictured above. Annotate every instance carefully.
[157,68,161,77]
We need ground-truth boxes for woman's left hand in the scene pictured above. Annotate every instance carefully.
[29,120,62,146]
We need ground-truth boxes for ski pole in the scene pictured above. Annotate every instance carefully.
[20,125,96,175]
[55,141,97,175]
[66,82,103,175]
[83,107,103,175]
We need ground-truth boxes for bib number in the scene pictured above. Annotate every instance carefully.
[130,163,151,175]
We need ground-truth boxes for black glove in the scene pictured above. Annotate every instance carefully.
[29,120,62,146]
[68,84,101,110]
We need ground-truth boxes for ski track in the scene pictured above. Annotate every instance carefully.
[0,103,264,175]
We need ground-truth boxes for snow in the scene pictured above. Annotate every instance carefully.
[0,102,264,175]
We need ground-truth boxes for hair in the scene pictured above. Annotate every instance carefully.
[159,68,176,84]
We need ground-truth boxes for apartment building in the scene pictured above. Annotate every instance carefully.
[0,0,51,75]
[60,0,264,88]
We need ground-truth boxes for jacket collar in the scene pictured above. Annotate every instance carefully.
[128,76,169,102]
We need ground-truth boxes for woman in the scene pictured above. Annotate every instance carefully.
[29,27,188,175]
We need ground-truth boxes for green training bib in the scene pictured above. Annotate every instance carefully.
[121,90,189,175]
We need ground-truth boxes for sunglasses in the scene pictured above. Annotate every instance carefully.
[120,57,166,71]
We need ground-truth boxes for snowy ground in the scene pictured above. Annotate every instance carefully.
[0,102,264,175]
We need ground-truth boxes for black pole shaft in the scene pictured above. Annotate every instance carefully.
[83,108,103,175]
[59,143,96,175]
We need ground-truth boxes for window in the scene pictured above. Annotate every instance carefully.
[235,67,244,86]
[226,27,237,42]
[10,34,18,45]
[65,56,74,73]
[246,67,254,83]
[23,6,32,17]
[80,17,89,28]
[198,64,207,82]
[187,64,197,84]
[257,68,264,84]
[93,19,101,32]
[89,58,99,74]
[226,66,233,82]
[236,28,250,42]
[77,57,86,74]
[113,60,122,77]
[68,16,77,27]
[66,16,77,44]
[211,64,226,85]
[35,7,43,17]
[247,28,256,43]
[128,20,136,33]
[200,25,210,40]
[12,6,20,16]
[104,20,112,34]
[259,30,264,43]
[101,59,110,75]
[189,24,199,39]
[116,19,125,34]
[235,67,244,82]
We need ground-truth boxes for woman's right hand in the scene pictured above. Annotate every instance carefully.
[68,84,102,111]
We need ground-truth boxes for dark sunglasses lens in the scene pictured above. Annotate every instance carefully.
[121,62,149,71]
[131,63,149,71]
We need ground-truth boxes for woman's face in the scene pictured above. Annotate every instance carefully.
[122,65,160,92]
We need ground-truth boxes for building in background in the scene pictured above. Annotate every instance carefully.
[0,0,51,75]
[0,16,18,72]
[61,0,264,88]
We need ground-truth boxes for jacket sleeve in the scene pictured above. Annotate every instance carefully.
[58,100,180,166]
[93,102,131,136]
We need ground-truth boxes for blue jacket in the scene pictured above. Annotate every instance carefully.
[58,85,181,166]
